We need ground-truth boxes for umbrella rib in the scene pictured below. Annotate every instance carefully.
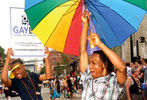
[86,0,113,47]
[63,0,83,52]
[58,0,80,7]
[69,2,83,22]
[25,0,80,10]
[64,6,80,16]
[25,0,46,10]
[44,1,79,46]
[26,0,71,30]
[59,4,79,7]
[58,0,81,7]
[70,0,80,3]
[86,0,135,46]
[94,0,137,32]
[59,0,81,15]
[96,0,137,42]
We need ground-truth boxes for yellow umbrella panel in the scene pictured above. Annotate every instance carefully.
[32,0,81,53]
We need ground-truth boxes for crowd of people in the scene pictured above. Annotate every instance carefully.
[119,58,147,100]
[0,73,83,100]
[41,75,82,100]
[0,9,147,100]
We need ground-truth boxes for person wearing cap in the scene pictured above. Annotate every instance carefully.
[80,10,127,100]
[1,47,51,100]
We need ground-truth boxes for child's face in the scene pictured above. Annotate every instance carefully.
[11,63,26,79]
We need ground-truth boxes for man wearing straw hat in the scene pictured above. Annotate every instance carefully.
[1,47,51,100]
[80,10,127,100]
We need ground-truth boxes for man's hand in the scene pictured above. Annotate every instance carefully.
[88,32,102,47]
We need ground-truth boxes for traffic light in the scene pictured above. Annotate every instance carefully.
[139,37,145,43]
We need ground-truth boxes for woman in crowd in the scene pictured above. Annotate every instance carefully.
[126,65,144,100]
[49,78,60,100]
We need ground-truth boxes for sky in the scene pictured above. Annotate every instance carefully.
[0,0,25,52]
[0,1,44,67]
[0,0,44,49]
[0,1,11,51]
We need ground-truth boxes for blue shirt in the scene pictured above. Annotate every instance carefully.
[11,72,42,100]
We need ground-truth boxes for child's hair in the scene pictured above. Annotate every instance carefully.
[10,58,24,67]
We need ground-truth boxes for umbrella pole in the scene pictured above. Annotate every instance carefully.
[84,2,95,49]
[84,2,91,33]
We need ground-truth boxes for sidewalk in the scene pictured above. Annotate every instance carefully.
[0,87,82,100]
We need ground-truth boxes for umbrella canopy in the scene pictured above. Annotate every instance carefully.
[25,0,146,56]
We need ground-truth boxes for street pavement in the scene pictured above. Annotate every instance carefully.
[0,87,82,100]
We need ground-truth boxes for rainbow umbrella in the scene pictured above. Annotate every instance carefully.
[25,0,146,56]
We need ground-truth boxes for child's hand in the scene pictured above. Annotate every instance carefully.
[44,47,50,58]
[6,48,14,58]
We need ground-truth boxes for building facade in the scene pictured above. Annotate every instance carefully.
[48,50,77,77]
[122,14,147,62]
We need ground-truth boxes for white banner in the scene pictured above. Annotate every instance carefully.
[10,7,46,58]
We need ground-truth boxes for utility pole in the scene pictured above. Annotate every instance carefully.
[130,35,133,62]
[136,40,140,60]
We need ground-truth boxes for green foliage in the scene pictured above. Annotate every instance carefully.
[61,53,70,65]
[40,66,46,74]
[60,53,72,75]
[0,46,6,69]
[25,69,30,73]
[54,62,65,76]
[54,53,72,76]
[112,46,122,58]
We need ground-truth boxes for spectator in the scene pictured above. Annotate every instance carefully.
[0,82,3,94]
[126,66,143,100]
[126,62,132,77]
[67,76,73,98]
[50,78,60,100]
[55,77,60,94]
[4,85,11,100]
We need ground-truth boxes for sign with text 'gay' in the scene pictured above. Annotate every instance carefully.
[10,7,46,58]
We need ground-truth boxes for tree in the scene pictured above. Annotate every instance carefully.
[0,46,6,70]
[60,53,71,75]
[61,53,70,65]
[40,66,46,74]
[54,62,65,76]
[112,46,122,58]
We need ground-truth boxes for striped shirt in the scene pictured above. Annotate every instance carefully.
[81,66,123,100]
